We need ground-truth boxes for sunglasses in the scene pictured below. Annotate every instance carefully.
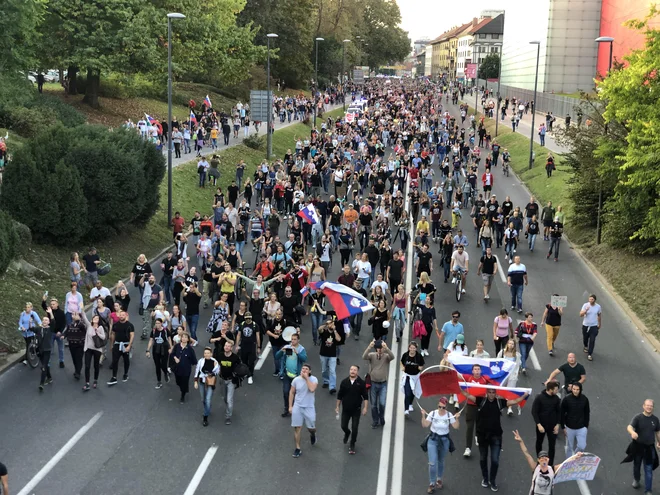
[438,405,446,409]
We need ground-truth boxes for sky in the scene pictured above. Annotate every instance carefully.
[396,0,508,45]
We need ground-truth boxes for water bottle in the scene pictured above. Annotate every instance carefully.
[336,411,340,421]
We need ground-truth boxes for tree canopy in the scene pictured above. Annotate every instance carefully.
[478,53,500,80]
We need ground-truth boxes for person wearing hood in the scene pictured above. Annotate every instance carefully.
[560,382,590,457]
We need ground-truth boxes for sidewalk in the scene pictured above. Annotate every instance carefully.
[459,92,568,154]
[163,102,343,169]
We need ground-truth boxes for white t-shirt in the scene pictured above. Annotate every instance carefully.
[357,260,372,279]
[447,343,469,357]
[90,287,111,309]
[198,239,212,256]
[426,410,456,435]
[371,280,388,294]
[581,302,602,327]
[451,250,469,270]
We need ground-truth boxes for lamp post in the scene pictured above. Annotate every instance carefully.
[342,39,351,111]
[528,40,541,170]
[266,33,278,160]
[473,42,479,116]
[595,36,614,245]
[166,12,186,226]
[314,37,324,128]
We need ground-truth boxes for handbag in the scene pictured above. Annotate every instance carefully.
[421,433,430,452]
[364,373,372,390]
[92,332,106,349]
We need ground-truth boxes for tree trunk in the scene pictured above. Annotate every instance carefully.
[66,66,78,95]
[82,69,100,109]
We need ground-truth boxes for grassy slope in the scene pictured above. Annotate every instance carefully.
[475,112,660,335]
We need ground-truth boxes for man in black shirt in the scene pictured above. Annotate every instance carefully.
[218,341,240,425]
[416,244,433,277]
[545,353,586,394]
[183,282,202,340]
[386,251,404,298]
[82,247,101,291]
[140,275,164,340]
[626,399,660,491]
[531,381,561,465]
[336,364,369,455]
[477,247,498,300]
[227,181,239,206]
[349,279,368,340]
[524,196,539,225]
[108,311,135,385]
[161,251,177,305]
[460,387,528,490]
[236,312,261,385]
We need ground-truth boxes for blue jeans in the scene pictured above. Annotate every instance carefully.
[350,312,364,337]
[320,356,337,390]
[310,312,324,344]
[510,284,524,310]
[360,277,370,290]
[480,237,491,256]
[199,172,206,187]
[519,341,533,370]
[528,233,537,251]
[187,314,199,340]
[282,375,293,413]
[479,435,502,484]
[540,134,546,146]
[198,383,214,416]
[548,237,561,259]
[162,275,173,304]
[633,448,656,492]
[565,427,587,457]
[272,345,282,374]
[370,381,387,425]
[50,333,65,364]
[505,239,516,258]
[427,435,450,485]
[582,326,599,356]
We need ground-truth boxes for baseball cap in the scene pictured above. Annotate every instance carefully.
[537,451,549,459]
[456,334,465,344]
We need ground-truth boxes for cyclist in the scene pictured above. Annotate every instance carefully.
[450,244,469,294]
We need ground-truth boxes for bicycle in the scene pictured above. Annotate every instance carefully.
[26,337,40,368]
[502,162,510,177]
[452,269,466,302]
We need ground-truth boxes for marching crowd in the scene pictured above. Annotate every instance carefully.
[13,78,660,495]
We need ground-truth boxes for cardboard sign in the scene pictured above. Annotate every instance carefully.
[345,113,355,123]
[553,453,600,484]
[551,295,568,308]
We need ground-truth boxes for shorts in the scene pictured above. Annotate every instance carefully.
[482,274,494,286]
[543,220,553,228]
[84,271,99,286]
[291,405,316,429]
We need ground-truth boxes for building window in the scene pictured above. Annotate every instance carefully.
[492,34,499,39]
[479,33,486,39]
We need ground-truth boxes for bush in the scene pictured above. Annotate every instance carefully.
[0,210,19,276]
[243,134,265,150]
[12,220,32,255]
[0,124,165,245]
[6,106,59,137]
[33,94,85,127]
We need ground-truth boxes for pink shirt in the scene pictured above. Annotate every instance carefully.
[494,316,512,338]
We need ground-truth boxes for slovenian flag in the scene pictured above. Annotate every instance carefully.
[458,383,533,408]
[447,355,516,385]
[189,110,197,125]
[145,113,156,125]
[297,204,320,225]
[204,95,212,108]
[307,281,374,320]
[300,286,309,298]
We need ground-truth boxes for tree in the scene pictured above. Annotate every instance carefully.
[0,210,19,276]
[357,0,411,70]
[478,53,500,80]
[0,0,45,73]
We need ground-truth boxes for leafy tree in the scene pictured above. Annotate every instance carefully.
[358,0,411,70]
[0,0,45,73]
[0,210,19,276]
[478,53,500,80]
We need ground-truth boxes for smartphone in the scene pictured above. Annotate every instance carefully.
[286,348,293,356]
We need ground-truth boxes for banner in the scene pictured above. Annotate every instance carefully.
[465,63,477,79]
[553,453,601,484]
[551,295,568,308]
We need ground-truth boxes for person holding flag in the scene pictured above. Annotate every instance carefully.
[459,386,529,491]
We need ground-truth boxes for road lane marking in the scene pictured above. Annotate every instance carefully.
[390,182,415,495]
[17,411,103,495]
[577,479,592,495]
[254,342,272,370]
[494,255,507,283]
[183,445,218,495]
[517,320,542,371]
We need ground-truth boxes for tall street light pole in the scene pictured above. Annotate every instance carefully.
[528,40,541,170]
[314,37,324,129]
[342,39,351,111]
[266,33,278,160]
[166,12,185,226]
[595,36,614,245]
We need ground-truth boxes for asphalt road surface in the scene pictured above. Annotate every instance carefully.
[1,93,658,495]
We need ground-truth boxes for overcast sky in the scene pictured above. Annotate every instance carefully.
[396,0,508,44]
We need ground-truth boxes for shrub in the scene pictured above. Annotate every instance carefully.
[12,220,32,255]
[6,106,59,137]
[243,134,265,150]
[0,124,165,245]
[0,209,19,275]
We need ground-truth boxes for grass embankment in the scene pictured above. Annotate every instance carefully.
[475,111,660,337]
[0,119,312,351]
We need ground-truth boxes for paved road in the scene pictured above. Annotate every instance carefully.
[1,92,658,495]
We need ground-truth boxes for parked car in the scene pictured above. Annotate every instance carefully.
[44,70,60,83]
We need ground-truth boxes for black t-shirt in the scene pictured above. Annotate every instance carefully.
[480,254,497,275]
[421,306,437,327]
[525,202,539,218]
[132,262,152,286]
[112,320,134,343]
[417,252,432,272]
[401,351,424,375]
[528,221,539,235]
[502,201,513,217]
[476,397,506,436]
[558,362,586,386]
[211,329,235,357]
[203,264,214,282]
[228,185,239,203]
[162,257,176,277]
[184,291,201,315]
[319,328,339,357]
[631,413,660,445]
[83,253,99,272]
[388,259,404,281]
[281,295,300,317]
[359,213,372,227]
[185,273,198,286]
[146,284,162,309]
[545,305,562,326]
[218,352,240,380]
[239,322,258,344]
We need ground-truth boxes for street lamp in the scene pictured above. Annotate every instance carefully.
[594,36,614,245]
[314,37,324,128]
[342,39,351,111]
[528,40,541,170]
[266,33,278,160]
[473,42,480,116]
[166,12,185,226]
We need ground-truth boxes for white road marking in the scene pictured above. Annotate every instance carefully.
[577,479,592,495]
[390,183,416,495]
[17,412,103,495]
[254,342,272,370]
[517,320,542,371]
[494,255,507,283]
[183,445,219,495]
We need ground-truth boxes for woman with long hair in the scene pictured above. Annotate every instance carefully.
[440,234,454,283]
[371,299,390,341]
[338,228,353,267]
[492,308,514,356]
[498,338,522,415]
[391,284,407,343]
[145,318,173,389]
[420,397,460,493]
[193,346,220,426]
[81,312,106,392]
[171,332,198,406]
[515,312,538,375]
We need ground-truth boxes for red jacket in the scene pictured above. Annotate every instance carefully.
[481,172,494,188]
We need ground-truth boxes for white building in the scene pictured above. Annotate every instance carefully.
[500,0,601,93]
[456,14,504,83]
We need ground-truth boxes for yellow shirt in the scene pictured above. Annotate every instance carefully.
[210,129,218,139]
[220,273,236,293]
[417,220,430,233]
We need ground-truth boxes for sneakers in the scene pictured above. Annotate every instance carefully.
[348,444,356,455]
[281,411,290,418]
[484,294,490,300]
[404,410,410,416]
[475,436,479,446]
[39,384,44,391]
[631,479,640,489]
[461,289,466,294]
[449,395,455,404]
[463,447,471,457]
[310,432,317,445]
[292,448,302,458]
[93,381,97,389]
[59,362,65,368]
[481,479,489,488]
[45,378,53,385]
[83,383,91,392]
[108,377,118,386]
[490,482,499,492]
[22,359,28,365]
[122,374,129,382]
[549,350,554,356]
[329,389,337,395]
[587,355,593,361]
[451,277,456,284]
[155,382,163,389]
[203,416,209,427]
[248,377,254,385]
[507,407,513,416]
[225,418,232,425]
